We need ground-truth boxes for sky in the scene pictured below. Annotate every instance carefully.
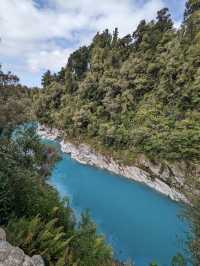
[0,0,186,87]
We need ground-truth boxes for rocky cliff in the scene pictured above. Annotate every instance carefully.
[37,124,199,202]
[0,228,44,266]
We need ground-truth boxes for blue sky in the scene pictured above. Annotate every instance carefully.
[0,0,186,87]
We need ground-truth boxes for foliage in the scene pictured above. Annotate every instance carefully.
[7,215,75,265]
[0,123,120,266]
[1,1,200,265]
[149,263,158,266]
[171,253,187,266]
[0,126,70,225]
[0,65,32,136]
[0,72,118,266]
[71,210,113,266]
[6,209,113,266]
[35,2,200,165]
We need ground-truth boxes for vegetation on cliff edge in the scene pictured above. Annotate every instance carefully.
[35,1,200,166]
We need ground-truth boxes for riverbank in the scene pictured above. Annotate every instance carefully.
[37,124,187,202]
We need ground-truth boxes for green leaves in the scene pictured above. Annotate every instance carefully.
[71,210,113,266]
[171,253,187,266]
[0,66,32,136]
[184,0,200,20]
[7,215,72,263]
[0,125,116,266]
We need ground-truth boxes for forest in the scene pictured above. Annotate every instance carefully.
[35,2,200,165]
[0,0,200,265]
[0,66,125,266]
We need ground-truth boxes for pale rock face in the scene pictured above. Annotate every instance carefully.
[0,229,6,241]
[0,228,44,266]
[37,124,188,202]
[32,255,44,266]
[4,247,25,266]
[23,256,35,266]
[37,125,62,141]
[0,241,12,262]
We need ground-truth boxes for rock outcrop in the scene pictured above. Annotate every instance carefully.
[37,124,194,202]
[0,228,44,266]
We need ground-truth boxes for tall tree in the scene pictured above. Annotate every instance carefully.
[132,20,147,50]
[67,46,89,80]
[184,0,200,20]
[41,70,53,88]
[156,8,173,32]
[112,27,119,47]
[183,0,200,41]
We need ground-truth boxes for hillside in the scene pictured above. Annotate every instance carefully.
[35,3,200,175]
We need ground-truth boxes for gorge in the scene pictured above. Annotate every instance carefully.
[38,126,189,266]
[1,0,200,265]
[37,124,188,202]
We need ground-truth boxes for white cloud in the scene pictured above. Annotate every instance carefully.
[52,0,164,36]
[27,48,73,73]
[0,0,181,86]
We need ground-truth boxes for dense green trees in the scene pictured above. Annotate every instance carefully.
[35,3,200,164]
[184,0,200,20]
[0,66,123,266]
[0,66,32,136]
[0,125,117,266]
[183,0,200,42]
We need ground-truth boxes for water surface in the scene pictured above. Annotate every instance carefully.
[46,139,188,266]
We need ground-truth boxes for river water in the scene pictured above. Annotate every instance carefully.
[46,139,188,266]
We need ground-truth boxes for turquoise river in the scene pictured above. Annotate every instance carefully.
[46,139,189,266]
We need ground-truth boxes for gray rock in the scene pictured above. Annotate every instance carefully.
[23,255,34,266]
[32,255,45,266]
[0,241,12,262]
[4,247,25,266]
[0,229,6,242]
[0,228,45,266]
